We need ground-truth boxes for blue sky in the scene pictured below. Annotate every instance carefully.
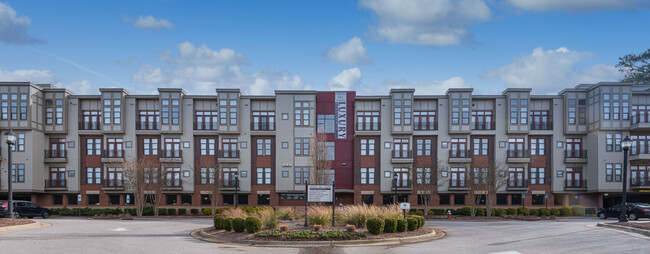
[1,0,649,95]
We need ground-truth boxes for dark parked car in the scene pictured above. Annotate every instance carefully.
[0,200,51,219]
[598,203,650,220]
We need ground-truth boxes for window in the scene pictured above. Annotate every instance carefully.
[632,105,650,124]
[508,138,525,158]
[67,194,78,206]
[47,167,66,187]
[11,164,25,182]
[318,142,335,160]
[473,138,488,156]
[450,168,466,187]
[568,99,576,124]
[138,111,159,130]
[55,105,64,124]
[199,138,216,155]
[201,194,211,205]
[606,163,622,182]
[454,194,465,205]
[414,111,436,130]
[252,111,275,131]
[509,99,528,125]
[256,138,272,156]
[508,168,525,187]
[143,138,159,156]
[294,138,309,156]
[165,167,181,187]
[200,168,215,185]
[222,168,238,187]
[416,167,431,184]
[106,167,124,187]
[12,133,25,151]
[161,99,180,125]
[530,111,550,130]
[229,100,237,125]
[0,101,7,120]
[362,194,374,205]
[164,138,181,158]
[530,138,545,155]
[497,194,508,205]
[86,167,101,184]
[532,194,544,206]
[393,168,409,187]
[511,194,522,205]
[221,138,238,158]
[393,138,410,158]
[393,99,411,125]
[48,138,66,158]
[294,168,309,184]
[530,168,545,184]
[606,133,622,152]
[565,138,583,157]
[439,194,450,205]
[87,194,100,206]
[360,138,375,156]
[195,111,218,130]
[258,194,270,205]
[451,107,460,125]
[361,168,375,184]
[103,99,121,125]
[568,99,586,125]
[81,111,101,130]
[257,168,271,184]
[450,138,467,158]
[317,114,335,133]
[631,165,650,186]
[473,168,487,184]
[357,111,380,131]
[471,111,493,130]
[461,107,470,124]
[415,138,431,156]
[566,167,584,187]
[294,101,310,126]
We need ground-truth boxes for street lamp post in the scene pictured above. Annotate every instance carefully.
[4,129,17,219]
[393,173,399,205]
[620,136,633,223]
[234,172,239,209]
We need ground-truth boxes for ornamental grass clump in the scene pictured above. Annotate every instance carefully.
[338,204,372,228]
[346,224,356,233]
[277,207,300,220]
[308,206,332,226]
[245,216,262,233]
[383,218,397,233]
[313,225,322,231]
[366,218,385,235]
[279,225,289,232]
[258,209,279,229]
[223,208,247,219]
[378,205,403,221]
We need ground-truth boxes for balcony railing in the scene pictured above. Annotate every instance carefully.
[449,149,471,158]
[413,121,437,131]
[632,115,650,125]
[631,179,650,187]
[530,121,552,130]
[448,178,468,189]
[507,178,529,190]
[163,179,183,189]
[44,150,67,158]
[79,121,101,130]
[392,150,413,159]
[564,149,587,158]
[44,179,67,188]
[160,150,182,158]
[472,122,495,130]
[221,179,240,189]
[102,179,124,189]
[102,149,124,158]
[218,150,240,159]
[193,121,218,130]
[250,122,275,131]
[136,121,159,130]
[507,149,529,158]
[565,179,587,189]
[356,122,381,131]
[391,179,413,190]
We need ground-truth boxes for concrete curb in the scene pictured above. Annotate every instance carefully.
[0,222,51,234]
[190,227,445,247]
[596,223,650,237]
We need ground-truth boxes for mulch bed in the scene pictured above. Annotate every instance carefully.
[203,219,433,241]
[612,222,650,230]
[0,218,35,227]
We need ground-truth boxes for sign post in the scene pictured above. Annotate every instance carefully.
[306,184,335,226]
[304,181,308,227]
[331,180,336,227]
[77,194,81,216]
[522,193,527,208]
[126,195,131,215]
[544,193,549,209]
[400,202,410,219]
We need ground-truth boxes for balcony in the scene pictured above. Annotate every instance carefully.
[391,150,413,164]
[44,150,67,163]
[159,150,183,163]
[162,180,183,191]
[218,150,240,163]
[631,179,650,189]
[101,149,125,163]
[44,179,67,190]
[136,121,159,130]
[250,122,275,132]
[631,116,650,130]
[564,179,587,191]
[530,121,553,131]
[506,178,529,191]
[391,179,413,191]
[629,150,650,162]
[507,149,530,163]
[78,121,101,131]
[564,150,588,164]
[102,179,125,191]
[448,178,468,191]
[472,122,495,131]
[413,122,436,131]
[220,180,241,191]
[448,149,472,163]
[193,121,218,131]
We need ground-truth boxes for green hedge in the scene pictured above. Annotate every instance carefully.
[517,207,530,216]
[560,206,572,216]
[214,215,224,229]
[202,208,212,216]
[550,208,561,216]
[455,207,471,216]
[232,218,246,233]
[506,208,517,215]
[246,217,262,233]
[406,217,417,231]
[366,218,385,235]
[538,208,551,216]
[494,208,506,217]
[191,209,199,215]
[383,218,397,233]
[178,209,186,215]
[223,217,233,231]
[158,208,167,216]
[476,207,486,216]
[396,219,407,232]
[571,206,585,216]
[529,209,539,216]
[167,208,176,216]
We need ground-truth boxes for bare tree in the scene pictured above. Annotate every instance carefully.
[414,160,449,215]
[467,162,507,216]
[122,158,159,217]
[309,132,332,185]
[193,159,223,216]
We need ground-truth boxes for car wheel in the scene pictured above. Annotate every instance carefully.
[41,211,50,219]
[12,211,21,218]
[629,213,638,221]
[598,213,607,219]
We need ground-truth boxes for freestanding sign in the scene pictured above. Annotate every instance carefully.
[399,202,411,210]
[335,92,347,139]
[307,185,334,202]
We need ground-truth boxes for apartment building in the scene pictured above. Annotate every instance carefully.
[1,81,649,210]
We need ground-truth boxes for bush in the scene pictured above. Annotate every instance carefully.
[529,209,539,216]
[571,206,586,216]
[232,218,246,233]
[167,209,176,216]
[178,209,186,215]
[214,215,224,229]
[396,219,407,232]
[433,209,446,215]
[158,208,167,216]
[366,218,385,235]
[190,209,199,215]
[346,224,356,233]
[406,217,418,231]
[476,207,486,216]
[415,210,424,216]
[383,218,397,233]
[585,208,597,215]
[418,216,425,228]
[506,208,517,215]
[427,210,435,215]
[560,206,572,216]
[143,206,154,216]
[222,217,233,231]
[517,207,530,216]
[202,208,212,216]
[455,207,471,216]
[538,208,551,216]
[245,217,262,233]
[550,208,561,216]
[494,208,506,217]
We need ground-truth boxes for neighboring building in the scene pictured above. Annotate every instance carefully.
[1,81,649,210]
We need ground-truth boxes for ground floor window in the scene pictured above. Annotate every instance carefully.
[87,194,100,206]
[362,194,374,205]
[453,194,465,205]
[166,194,177,205]
[223,194,234,205]
[181,194,192,205]
[511,194,522,205]
[439,194,450,205]
[52,194,63,205]
[569,194,580,206]
[279,193,304,200]
[382,195,394,205]
[201,194,211,205]
[258,194,270,205]
[497,194,508,205]
[109,194,120,205]
[474,194,486,205]
[532,194,544,205]
[67,194,78,206]
[238,194,248,205]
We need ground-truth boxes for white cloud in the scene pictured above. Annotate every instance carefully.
[358,76,471,95]
[123,15,175,30]
[131,42,308,95]
[359,0,491,46]
[55,80,100,95]
[507,0,650,12]
[327,37,372,65]
[328,68,362,91]
[0,3,40,44]
[0,66,99,94]
[484,47,622,93]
